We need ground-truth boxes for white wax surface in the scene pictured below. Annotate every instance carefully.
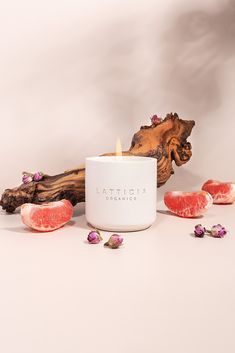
[86,156,156,163]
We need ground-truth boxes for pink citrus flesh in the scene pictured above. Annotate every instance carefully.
[202,179,235,204]
[21,199,73,232]
[164,191,213,218]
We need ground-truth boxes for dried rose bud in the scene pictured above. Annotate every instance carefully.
[210,224,227,238]
[194,224,206,237]
[87,230,102,244]
[33,172,44,182]
[151,115,162,125]
[104,234,123,249]
[22,173,33,184]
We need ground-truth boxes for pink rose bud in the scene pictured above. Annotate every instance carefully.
[87,230,102,244]
[104,234,123,249]
[22,173,33,184]
[33,172,43,182]
[210,224,227,238]
[194,224,206,237]
[151,115,162,125]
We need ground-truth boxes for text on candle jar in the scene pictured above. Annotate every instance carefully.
[96,187,147,201]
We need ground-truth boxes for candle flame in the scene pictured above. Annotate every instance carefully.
[115,137,122,156]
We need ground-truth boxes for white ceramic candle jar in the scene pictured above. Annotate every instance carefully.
[85,156,157,231]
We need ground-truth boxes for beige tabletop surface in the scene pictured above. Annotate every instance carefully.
[0,201,234,353]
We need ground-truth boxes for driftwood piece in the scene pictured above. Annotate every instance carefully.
[0,113,195,212]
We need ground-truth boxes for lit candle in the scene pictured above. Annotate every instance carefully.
[85,140,157,231]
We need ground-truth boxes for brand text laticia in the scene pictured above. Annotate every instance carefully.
[96,187,147,201]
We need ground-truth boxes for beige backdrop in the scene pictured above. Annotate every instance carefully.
[0,0,235,197]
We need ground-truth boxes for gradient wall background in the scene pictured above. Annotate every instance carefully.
[0,0,235,197]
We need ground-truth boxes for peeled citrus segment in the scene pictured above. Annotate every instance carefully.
[202,180,235,204]
[164,191,213,218]
[21,199,73,232]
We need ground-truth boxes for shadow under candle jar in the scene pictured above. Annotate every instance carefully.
[85,156,157,232]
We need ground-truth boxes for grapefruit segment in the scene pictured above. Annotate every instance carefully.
[21,199,73,232]
[164,191,213,218]
[202,180,235,204]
